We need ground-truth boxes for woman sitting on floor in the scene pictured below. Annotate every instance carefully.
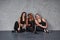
[26,13,35,32]
[35,13,48,32]
[12,12,27,32]
[18,12,27,32]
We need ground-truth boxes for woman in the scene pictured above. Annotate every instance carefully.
[12,12,27,32]
[35,14,48,32]
[26,13,35,32]
[18,12,27,32]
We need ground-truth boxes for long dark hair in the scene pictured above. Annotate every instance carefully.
[20,12,27,22]
[28,13,34,21]
[35,13,42,20]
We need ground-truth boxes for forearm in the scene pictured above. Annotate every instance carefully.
[44,22,48,28]
[41,25,48,29]
[39,25,46,28]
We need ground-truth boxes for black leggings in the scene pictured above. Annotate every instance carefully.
[14,21,19,31]
[36,26,44,32]
[14,21,25,32]
[26,21,35,32]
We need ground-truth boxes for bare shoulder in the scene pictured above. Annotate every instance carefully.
[42,18,46,22]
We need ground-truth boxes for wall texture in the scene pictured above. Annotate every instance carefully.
[0,0,60,31]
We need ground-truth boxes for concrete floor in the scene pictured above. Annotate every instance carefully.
[0,31,60,40]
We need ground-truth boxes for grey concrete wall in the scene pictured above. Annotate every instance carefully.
[0,0,60,31]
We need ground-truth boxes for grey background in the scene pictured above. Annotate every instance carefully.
[0,0,60,31]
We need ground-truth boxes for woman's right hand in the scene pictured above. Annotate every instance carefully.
[18,28,20,31]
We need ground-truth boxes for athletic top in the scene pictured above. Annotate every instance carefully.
[39,18,46,26]
[28,19,35,27]
[20,17,26,24]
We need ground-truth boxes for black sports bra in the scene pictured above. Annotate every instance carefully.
[39,19,46,26]
[20,17,26,24]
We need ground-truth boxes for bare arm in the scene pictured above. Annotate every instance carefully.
[26,18,28,26]
[35,19,44,28]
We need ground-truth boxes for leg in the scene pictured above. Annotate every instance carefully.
[12,21,19,32]
[26,26,32,32]
[22,24,26,30]
[20,24,25,32]
[36,26,44,32]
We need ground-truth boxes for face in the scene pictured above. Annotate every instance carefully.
[28,14,33,18]
[23,13,26,16]
[36,15,41,19]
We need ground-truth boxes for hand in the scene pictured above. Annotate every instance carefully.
[42,26,46,28]
[18,28,20,31]
[39,24,46,28]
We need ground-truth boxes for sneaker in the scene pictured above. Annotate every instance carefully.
[44,29,49,33]
[12,30,16,32]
